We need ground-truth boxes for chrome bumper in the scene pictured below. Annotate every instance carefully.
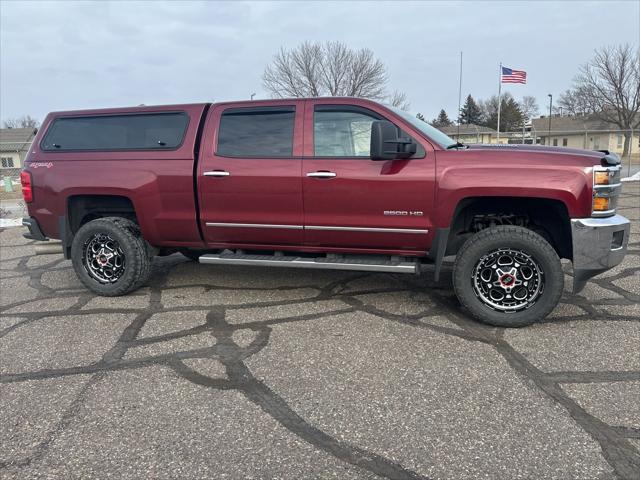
[571,214,630,293]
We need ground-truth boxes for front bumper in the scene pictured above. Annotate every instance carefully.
[571,214,630,293]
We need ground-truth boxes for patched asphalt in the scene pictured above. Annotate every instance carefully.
[1,182,639,479]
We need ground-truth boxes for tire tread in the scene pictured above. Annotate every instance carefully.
[71,217,151,296]
[453,226,563,327]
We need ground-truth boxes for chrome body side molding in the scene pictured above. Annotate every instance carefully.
[205,223,303,230]
[305,225,428,234]
[205,223,428,234]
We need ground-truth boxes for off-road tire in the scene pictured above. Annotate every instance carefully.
[71,217,151,296]
[453,226,563,327]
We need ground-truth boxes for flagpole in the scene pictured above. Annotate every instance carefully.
[496,62,502,142]
[457,51,463,140]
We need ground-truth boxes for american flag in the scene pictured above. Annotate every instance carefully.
[501,66,527,84]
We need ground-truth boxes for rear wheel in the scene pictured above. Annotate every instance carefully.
[453,226,563,327]
[71,217,151,296]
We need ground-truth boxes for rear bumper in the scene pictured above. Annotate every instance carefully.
[22,216,47,241]
[571,214,630,293]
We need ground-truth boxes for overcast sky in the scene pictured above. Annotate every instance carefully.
[1,0,639,124]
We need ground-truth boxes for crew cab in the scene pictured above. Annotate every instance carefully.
[20,97,630,327]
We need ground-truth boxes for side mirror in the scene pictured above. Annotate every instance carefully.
[370,120,417,161]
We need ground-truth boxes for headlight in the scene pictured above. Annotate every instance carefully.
[592,166,621,217]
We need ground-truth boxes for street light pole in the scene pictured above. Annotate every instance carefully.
[547,94,553,145]
[250,93,256,100]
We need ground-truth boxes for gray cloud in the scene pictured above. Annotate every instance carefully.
[1,0,638,123]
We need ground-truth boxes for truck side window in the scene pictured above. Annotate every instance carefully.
[41,113,188,151]
[314,108,379,157]
[217,107,295,158]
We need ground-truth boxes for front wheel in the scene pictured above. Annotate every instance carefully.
[453,226,563,327]
[71,217,151,296]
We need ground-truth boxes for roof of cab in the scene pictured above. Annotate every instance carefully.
[47,97,390,117]
[211,96,384,107]
[47,103,210,117]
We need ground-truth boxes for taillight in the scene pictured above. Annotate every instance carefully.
[20,170,33,203]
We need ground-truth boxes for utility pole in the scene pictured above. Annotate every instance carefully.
[496,63,503,142]
[547,94,553,145]
[457,51,463,139]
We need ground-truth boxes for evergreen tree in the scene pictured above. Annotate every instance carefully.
[501,97,526,131]
[416,112,426,122]
[431,109,452,127]
[459,95,483,125]
[481,93,525,131]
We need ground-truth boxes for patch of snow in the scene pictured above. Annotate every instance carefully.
[621,171,640,182]
[0,218,22,228]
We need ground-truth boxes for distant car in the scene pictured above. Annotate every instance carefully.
[20,97,629,327]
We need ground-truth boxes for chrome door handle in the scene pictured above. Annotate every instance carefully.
[306,171,337,178]
[204,170,230,177]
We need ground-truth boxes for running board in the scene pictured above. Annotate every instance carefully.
[199,253,418,274]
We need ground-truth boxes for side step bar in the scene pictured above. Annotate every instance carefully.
[199,253,418,274]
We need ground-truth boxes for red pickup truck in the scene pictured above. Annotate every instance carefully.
[20,97,630,327]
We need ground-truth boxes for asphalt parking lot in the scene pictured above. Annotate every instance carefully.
[1,183,639,480]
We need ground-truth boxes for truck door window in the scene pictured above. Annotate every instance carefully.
[217,106,295,158]
[313,105,424,158]
[314,108,380,157]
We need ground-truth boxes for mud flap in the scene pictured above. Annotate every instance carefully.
[572,267,607,294]
[429,228,449,283]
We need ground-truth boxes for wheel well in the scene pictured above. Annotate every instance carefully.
[67,195,138,234]
[447,197,572,259]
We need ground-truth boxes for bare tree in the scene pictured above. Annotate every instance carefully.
[570,44,640,156]
[263,41,408,107]
[388,90,410,110]
[556,88,595,116]
[319,41,350,96]
[3,115,39,129]
[519,96,539,122]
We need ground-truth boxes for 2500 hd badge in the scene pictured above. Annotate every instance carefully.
[384,211,424,216]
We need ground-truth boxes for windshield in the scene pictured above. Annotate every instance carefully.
[388,106,456,148]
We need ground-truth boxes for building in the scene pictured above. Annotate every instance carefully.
[0,127,37,176]
[439,124,496,144]
[531,115,639,155]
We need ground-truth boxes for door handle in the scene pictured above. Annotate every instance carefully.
[306,171,337,178]
[204,170,230,177]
